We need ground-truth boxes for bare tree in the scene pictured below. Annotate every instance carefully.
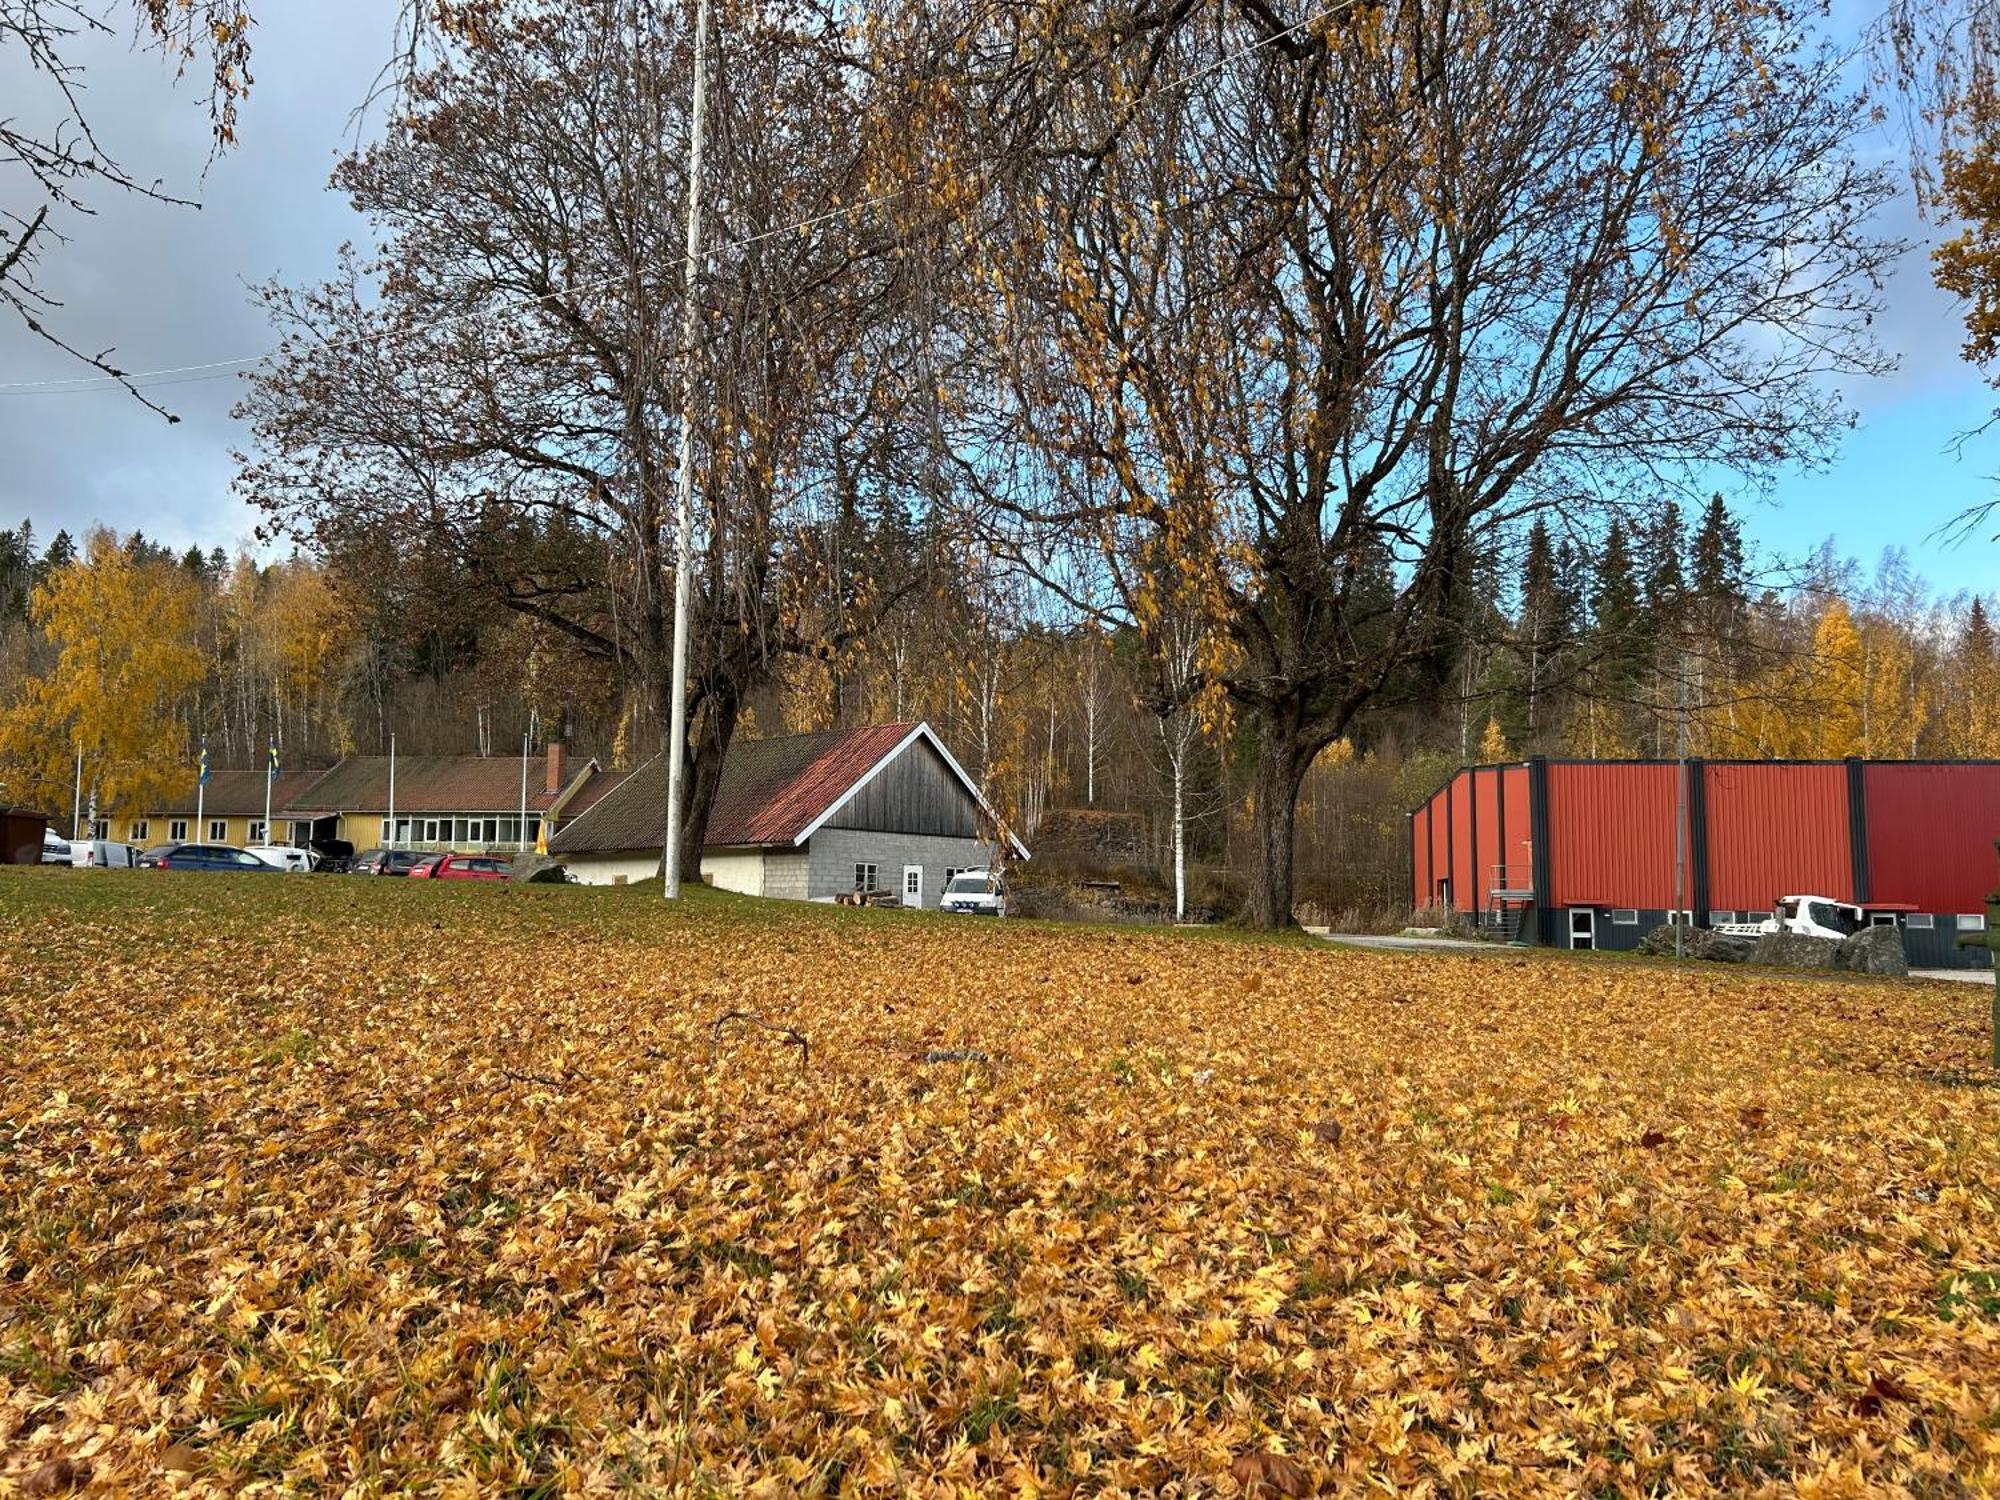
[956,0,1896,926]
[237,0,931,875]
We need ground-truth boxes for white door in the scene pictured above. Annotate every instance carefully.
[902,864,924,909]
[1569,908,1595,950]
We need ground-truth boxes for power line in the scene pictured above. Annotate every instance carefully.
[0,0,1363,397]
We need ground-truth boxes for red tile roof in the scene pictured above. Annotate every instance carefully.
[553,723,921,855]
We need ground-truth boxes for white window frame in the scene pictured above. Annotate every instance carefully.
[853,862,878,892]
[168,819,189,842]
[88,819,108,839]
[247,820,267,845]
[208,819,228,841]
[1869,912,1898,928]
[130,819,149,842]
[1956,913,1988,932]
[1610,909,1640,926]
[1906,913,1935,931]
[1569,908,1596,950]
[1708,911,1734,926]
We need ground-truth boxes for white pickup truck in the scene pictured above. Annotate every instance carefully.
[1716,896,1864,941]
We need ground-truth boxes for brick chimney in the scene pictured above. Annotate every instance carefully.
[545,741,568,795]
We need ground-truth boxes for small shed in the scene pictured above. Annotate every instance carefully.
[551,722,1028,907]
[0,806,51,865]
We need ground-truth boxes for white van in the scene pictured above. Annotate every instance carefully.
[246,845,317,873]
[41,828,72,865]
[70,839,139,869]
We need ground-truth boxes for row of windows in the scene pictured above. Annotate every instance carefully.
[86,818,256,844]
[381,816,539,846]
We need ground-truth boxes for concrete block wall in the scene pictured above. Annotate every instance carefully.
[804,828,997,909]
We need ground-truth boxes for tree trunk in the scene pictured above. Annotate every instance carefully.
[1171,752,1186,922]
[1242,702,1315,929]
[675,680,741,884]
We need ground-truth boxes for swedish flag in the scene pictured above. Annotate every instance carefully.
[198,743,210,786]
[268,740,280,781]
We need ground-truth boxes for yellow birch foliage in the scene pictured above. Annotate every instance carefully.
[0,530,205,815]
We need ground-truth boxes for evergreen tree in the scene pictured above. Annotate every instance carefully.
[1590,521,1645,698]
[1643,500,1686,616]
[37,530,77,581]
[1967,596,1995,665]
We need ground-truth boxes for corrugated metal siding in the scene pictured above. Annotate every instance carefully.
[1547,762,1685,909]
[1470,768,1500,910]
[1705,763,1852,909]
[1501,766,1531,891]
[1864,762,2000,911]
[1430,789,1449,901]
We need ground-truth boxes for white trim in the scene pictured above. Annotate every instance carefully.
[790,722,1032,860]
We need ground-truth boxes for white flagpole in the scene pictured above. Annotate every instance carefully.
[264,741,274,845]
[387,734,396,847]
[663,0,711,901]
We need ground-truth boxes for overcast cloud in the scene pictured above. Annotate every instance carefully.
[0,6,1993,590]
[0,2,399,555]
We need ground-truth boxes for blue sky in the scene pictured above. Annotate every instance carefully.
[0,5,1993,599]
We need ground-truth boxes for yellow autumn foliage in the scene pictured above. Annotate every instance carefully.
[0,875,1994,1494]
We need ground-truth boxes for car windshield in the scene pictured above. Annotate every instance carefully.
[947,874,993,893]
[1809,901,1858,935]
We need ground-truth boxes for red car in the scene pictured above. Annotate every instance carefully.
[413,852,512,882]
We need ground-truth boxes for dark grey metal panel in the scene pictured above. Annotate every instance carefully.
[823,737,979,838]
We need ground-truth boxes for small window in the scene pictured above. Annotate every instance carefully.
[1957,913,1988,932]
[247,820,267,844]
[1708,911,1733,926]
[130,820,149,842]
[168,819,188,842]
[1610,909,1639,926]
[1869,913,1898,928]
[208,819,228,841]
[853,862,878,892]
[1906,913,1934,931]
[89,819,108,839]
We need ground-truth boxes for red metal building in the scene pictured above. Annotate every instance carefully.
[1409,758,2000,967]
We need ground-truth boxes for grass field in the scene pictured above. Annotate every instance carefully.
[1,870,1996,1495]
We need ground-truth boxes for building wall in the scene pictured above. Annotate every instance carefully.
[1412,757,2000,968]
[1546,761,1688,910]
[565,852,661,887]
[1703,762,1851,910]
[701,848,765,897]
[1863,762,2000,912]
[116,813,274,848]
[763,849,810,901]
[824,737,980,839]
[803,828,995,909]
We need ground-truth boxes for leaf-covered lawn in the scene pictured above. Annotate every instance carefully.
[1,872,1995,1495]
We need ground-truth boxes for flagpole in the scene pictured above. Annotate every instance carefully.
[387,734,396,847]
[264,739,274,846]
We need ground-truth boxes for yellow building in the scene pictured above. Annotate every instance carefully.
[93,771,324,850]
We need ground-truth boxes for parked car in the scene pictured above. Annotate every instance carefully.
[939,871,1006,917]
[307,837,354,873]
[415,852,513,882]
[41,829,72,865]
[138,842,280,873]
[246,844,318,873]
[70,839,139,869]
[350,848,431,877]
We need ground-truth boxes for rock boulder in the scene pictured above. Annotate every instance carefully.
[1834,923,1908,977]
[1750,931,1842,970]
